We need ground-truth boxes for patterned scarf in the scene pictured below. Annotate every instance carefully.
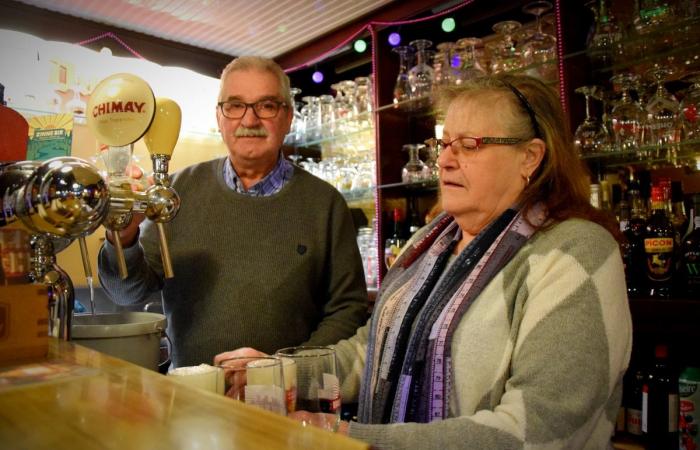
[358,205,543,424]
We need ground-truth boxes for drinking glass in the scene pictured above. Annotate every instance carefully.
[217,355,287,416]
[301,96,321,142]
[332,79,356,133]
[454,37,487,83]
[353,76,373,128]
[586,0,623,69]
[408,39,434,104]
[644,67,680,161]
[520,1,557,80]
[423,137,440,181]
[168,364,224,394]
[319,94,336,139]
[288,87,304,146]
[610,73,645,156]
[435,42,457,87]
[676,74,700,160]
[401,144,430,183]
[392,46,413,105]
[574,85,608,155]
[275,346,341,432]
[488,20,523,74]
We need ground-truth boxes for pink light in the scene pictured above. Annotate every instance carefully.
[312,71,324,83]
[388,32,401,46]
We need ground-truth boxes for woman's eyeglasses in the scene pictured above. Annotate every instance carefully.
[432,136,524,152]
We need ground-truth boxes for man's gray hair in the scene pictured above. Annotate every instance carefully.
[219,56,292,106]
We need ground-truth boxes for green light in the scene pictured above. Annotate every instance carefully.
[354,39,367,53]
[441,17,456,33]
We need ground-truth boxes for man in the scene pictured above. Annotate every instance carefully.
[98,56,368,368]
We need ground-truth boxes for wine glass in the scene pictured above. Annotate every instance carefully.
[488,21,523,74]
[676,73,700,162]
[574,85,608,156]
[408,39,434,105]
[455,37,487,83]
[610,73,645,157]
[392,46,413,106]
[644,67,680,162]
[520,1,557,80]
[434,42,456,88]
[401,144,430,183]
[586,0,623,69]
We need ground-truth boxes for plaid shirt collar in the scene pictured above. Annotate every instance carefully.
[223,154,293,196]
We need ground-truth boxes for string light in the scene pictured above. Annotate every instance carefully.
[354,39,368,53]
[441,17,456,32]
[388,32,401,46]
[312,70,324,83]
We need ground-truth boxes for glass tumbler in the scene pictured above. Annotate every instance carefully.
[275,346,341,432]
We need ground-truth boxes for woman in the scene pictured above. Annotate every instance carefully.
[216,74,632,449]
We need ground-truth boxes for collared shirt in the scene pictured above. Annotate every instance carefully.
[223,155,294,196]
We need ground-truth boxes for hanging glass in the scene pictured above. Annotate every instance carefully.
[407,39,434,106]
[573,85,608,155]
[392,45,413,106]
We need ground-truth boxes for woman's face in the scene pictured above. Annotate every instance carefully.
[438,95,530,236]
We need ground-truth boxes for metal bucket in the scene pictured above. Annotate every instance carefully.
[72,312,167,371]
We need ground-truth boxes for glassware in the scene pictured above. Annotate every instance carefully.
[392,46,413,106]
[275,346,341,432]
[332,79,356,133]
[353,76,373,128]
[574,85,608,155]
[301,95,321,142]
[423,138,440,181]
[455,37,487,84]
[319,94,336,139]
[384,207,406,269]
[217,356,287,415]
[520,1,557,80]
[488,20,523,74]
[285,87,303,146]
[644,67,680,162]
[401,144,429,183]
[435,42,457,87]
[407,39,434,105]
[586,0,623,69]
[610,73,645,156]
[676,74,700,158]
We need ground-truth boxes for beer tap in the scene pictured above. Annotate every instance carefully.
[143,97,181,278]
[0,157,110,339]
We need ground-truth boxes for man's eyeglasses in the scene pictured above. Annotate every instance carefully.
[218,99,287,119]
[433,136,525,152]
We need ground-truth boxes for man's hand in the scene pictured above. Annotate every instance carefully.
[213,347,268,366]
[104,163,151,248]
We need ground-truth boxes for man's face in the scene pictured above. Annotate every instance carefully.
[216,68,292,167]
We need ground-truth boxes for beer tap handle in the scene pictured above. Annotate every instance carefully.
[143,98,181,279]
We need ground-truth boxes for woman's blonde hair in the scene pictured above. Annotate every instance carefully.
[436,74,619,239]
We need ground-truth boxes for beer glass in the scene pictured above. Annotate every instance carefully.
[217,356,287,415]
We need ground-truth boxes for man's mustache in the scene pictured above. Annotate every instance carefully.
[235,127,268,137]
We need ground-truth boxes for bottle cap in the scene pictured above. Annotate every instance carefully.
[654,344,668,359]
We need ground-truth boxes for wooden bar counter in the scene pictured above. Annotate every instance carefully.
[0,339,370,450]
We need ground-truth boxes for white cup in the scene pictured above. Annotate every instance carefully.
[167,364,224,394]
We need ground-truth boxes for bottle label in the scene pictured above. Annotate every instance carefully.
[645,237,673,252]
[642,386,649,433]
[669,393,679,432]
[627,407,643,435]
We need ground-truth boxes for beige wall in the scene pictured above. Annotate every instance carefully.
[56,123,227,287]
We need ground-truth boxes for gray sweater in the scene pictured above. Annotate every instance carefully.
[98,157,368,367]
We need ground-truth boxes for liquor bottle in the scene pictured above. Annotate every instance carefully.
[679,366,700,450]
[622,183,647,297]
[681,194,700,296]
[625,367,645,437]
[384,208,406,269]
[644,185,676,298]
[642,344,679,449]
[671,181,688,239]
[407,197,422,237]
